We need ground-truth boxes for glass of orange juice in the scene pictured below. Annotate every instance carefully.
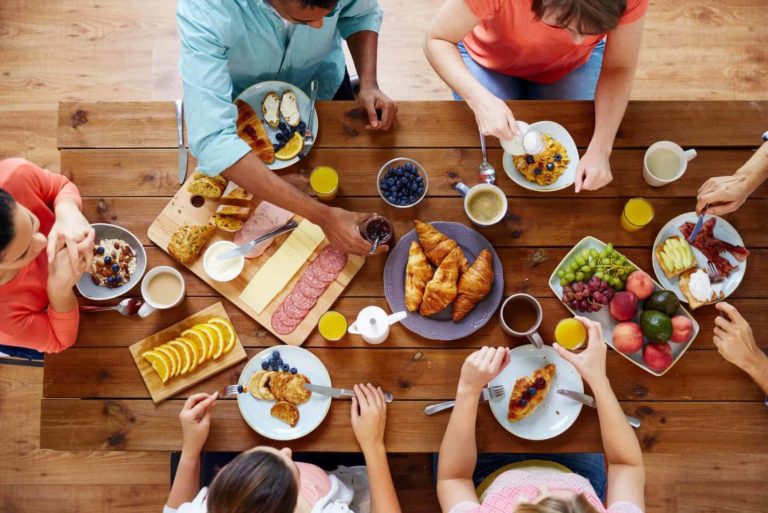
[310,166,339,202]
[620,198,654,232]
[318,311,347,341]
[554,318,587,350]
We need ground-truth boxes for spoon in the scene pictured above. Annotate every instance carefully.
[80,298,143,317]
[477,132,496,184]
[369,234,381,255]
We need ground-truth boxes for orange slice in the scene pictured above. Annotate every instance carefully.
[204,322,225,360]
[169,339,192,375]
[161,343,183,377]
[193,324,216,360]
[181,328,208,364]
[142,350,171,383]
[208,317,237,354]
[177,336,200,372]
[155,345,178,377]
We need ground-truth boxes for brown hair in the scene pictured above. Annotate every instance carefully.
[531,0,628,35]
[515,494,601,513]
[207,450,298,513]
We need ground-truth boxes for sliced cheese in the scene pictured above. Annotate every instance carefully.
[238,219,326,314]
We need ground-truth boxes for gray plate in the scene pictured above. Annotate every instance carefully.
[383,222,504,341]
[76,223,147,301]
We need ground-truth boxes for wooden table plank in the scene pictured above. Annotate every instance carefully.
[81,197,768,248]
[43,347,766,401]
[40,399,768,453]
[58,101,768,149]
[62,147,768,198]
[73,296,768,351]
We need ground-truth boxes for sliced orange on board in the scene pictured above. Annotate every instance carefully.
[142,350,171,383]
[169,339,193,375]
[155,346,178,377]
[181,328,208,365]
[177,336,200,372]
[208,317,237,354]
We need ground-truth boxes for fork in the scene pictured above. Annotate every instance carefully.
[298,80,318,160]
[424,385,505,416]
[706,261,736,285]
[221,384,245,398]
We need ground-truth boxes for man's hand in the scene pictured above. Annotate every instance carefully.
[357,85,397,131]
[468,93,519,141]
[554,317,608,388]
[48,200,95,274]
[320,207,388,256]
[696,175,755,216]
[575,148,613,193]
[713,302,765,374]
[179,392,218,454]
[350,383,388,454]
[458,346,509,395]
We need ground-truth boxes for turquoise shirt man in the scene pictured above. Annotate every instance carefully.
[177,0,396,257]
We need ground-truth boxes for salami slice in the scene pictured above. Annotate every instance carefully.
[308,260,338,284]
[300,268,327,290]
[271,309,297,335]
[316,246,348,273]
[288,289,317,311]
[298,278,326,299]
[275,304,302,329]
[282,297,309,320]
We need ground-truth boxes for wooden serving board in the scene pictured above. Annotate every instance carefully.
[147,176,365,346]
[129,302,247,403]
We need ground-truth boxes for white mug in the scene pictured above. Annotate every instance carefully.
[454,182,508,227]
[643,141,697,187]
[138,266,185,318]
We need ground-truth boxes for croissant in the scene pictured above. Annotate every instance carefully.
[405,241,434,312]
[235,99,275,164]
[452,249,494,322]
[419,247,462,317]
[414,220,469,272]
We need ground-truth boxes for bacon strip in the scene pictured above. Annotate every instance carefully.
[679,218,749,276]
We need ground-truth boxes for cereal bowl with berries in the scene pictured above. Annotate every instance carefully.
[77,223,147,301]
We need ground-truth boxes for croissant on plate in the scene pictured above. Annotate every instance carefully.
[235,99,275,164]
[415,220,468,272]
[452,249,494,322]
[419,247,462,317]
[405,241,434,312]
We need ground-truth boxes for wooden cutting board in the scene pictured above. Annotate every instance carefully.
[129,302,247,403]
[147,175,365,345]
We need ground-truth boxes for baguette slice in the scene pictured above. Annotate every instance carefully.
[221,184,254,206]
[215,205,251,220]
[678,269,724,310]
[191,171,227,190]
[280,91,301,127]
[261,92,281,128]
[187,173,225,199]
[168,224,215,265]
[210,214,244,233]
[655,236,698,279]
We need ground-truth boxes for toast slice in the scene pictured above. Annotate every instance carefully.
[283,374,312,405]
[187,172,226,199]
[507,364,555,423]
[168,224,215,265]
[221,184,254,206]
[655,236,697,279]
[270,401,299,427]
[678,269,724,310]
[261,92,281,128]
[215,205,251,220]
[280,91,301,127]
[209,214,244,233]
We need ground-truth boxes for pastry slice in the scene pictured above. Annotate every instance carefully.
[271,401,299,427]
[678,268,724,310]
[419,247,462,317]
[405,241,434,312]
[414,220,469,272]
[452,249,494,322]
[508,364,555,422]
[261,92,281,128]
[168,224,215,264]
[235,99,275,164]
[280,91,301,127]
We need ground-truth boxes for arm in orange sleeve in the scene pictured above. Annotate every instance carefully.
[18,159,83,210]
[1,305,80,354]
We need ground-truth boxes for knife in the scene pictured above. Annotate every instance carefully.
[298,80,318,160]
[217,220,299,261]
[174,99,188,184]
[688,207,707,242]
[305,383,394,403]
[557,389,641,429]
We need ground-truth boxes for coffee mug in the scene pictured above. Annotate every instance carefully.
[499,293,544,349]
[138,266,186,318]
[454,182,508,226]
[643,141,697,187]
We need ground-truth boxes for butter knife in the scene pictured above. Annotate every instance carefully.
[305,383,394,403]
[688,207,707,242]
[174,99,188,184]
[557,389,641,429]
[298,80,318,160]
[217,220,298,261]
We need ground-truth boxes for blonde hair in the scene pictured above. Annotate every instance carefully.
[515,494,600,513]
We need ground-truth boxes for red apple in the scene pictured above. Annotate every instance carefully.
[613,322,644,354]
[670,315,694,343]
[609,291,639,321]
[643,343,673,372]
[626,270,655,300]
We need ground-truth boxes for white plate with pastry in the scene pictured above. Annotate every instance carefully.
[489,345,583,441]
[236,346,331,441]
[652,213,748,307]
[235,81,320,171]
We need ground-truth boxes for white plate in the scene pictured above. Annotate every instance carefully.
[502,121,579,192]
[236,346,331,441]
[489,345,583,441]
[234,81,320,171]
[548,236,700,377]
[652,213,747,303]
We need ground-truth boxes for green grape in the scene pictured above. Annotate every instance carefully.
[599,249,608,259]
[595,271,605,280]
[565,272,575,282]
[614,281,625,291]
[569,262,580,272]
[557,269,566,278]
[589,249,599,258]
[580,265,592,273]
[605,243,614,253]
[574,256,586,267]
[601,258,611,265]
[575,272,585,281]
[617,255,626,265]
[580,250,591,260]
[560,278,568,287]
[611,277,622,288]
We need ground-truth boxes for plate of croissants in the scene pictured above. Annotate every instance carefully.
[383,220,504,341]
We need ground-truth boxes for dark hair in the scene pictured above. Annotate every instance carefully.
[0,189,17,258]
[295,0,338,10]
[531,0,628,35]
[207,450,298,513]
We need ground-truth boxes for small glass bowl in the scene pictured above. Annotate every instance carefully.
[376,158,429,208]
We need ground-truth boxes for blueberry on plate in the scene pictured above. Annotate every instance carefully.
[276,132,285,142]
[104,255,112,265]
[546,162,555,171]
[417,187,424,195]
[281,363,289,372]
[298,121,307,133]
[290,367,298,374]
[554,153,562,162]
[387,178,395,186]
[261,360,270,370]
[272,351,281,360]
[416,176,423,184]
[111,263,120,272]
[270,363,279,371]
[96,246,105,255]
[526,155,535,164]
[409,195,417,203]
[278,121,287,131]
[273,143,280,152]
[410,182,418,192]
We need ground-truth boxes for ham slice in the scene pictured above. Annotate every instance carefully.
[234,201,294,258]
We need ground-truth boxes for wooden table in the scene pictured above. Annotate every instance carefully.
[42,101,768,455]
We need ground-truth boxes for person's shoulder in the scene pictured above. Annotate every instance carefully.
[619,0,649,24]
[178,0,239,31]
[0,158,45,188]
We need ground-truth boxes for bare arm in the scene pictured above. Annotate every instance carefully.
[424,0,519,140]
[167,450,201,509]
[346,30,397,130]
[714,302,768,395]
[696,141,768,216]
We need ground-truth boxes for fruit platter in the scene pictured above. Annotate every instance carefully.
[549,236,700,376]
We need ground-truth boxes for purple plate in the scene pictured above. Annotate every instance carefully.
[383,222,504,341]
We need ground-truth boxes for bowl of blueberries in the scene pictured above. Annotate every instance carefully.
[377,158,429,208]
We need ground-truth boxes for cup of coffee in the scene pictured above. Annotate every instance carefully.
[138,266,186,318]
[499,293,544,349]
[643,141,697,187]
[454,182,508,226]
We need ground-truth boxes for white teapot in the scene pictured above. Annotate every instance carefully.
[348,306,407,345]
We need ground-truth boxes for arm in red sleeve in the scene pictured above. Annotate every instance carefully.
[18,159,83,210]
[1,305,80,354]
